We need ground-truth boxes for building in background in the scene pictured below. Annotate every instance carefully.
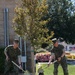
[0,0,35,74]
[0,0,17,47]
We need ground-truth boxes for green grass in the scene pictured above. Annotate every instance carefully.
[36,64,75,75]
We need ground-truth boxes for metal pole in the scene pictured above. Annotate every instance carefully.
[4,8,7,47]
[4,8,9,47]
[6,8,9,45]
[19,37,22,50]
[19,37,23,68]
[24,40,27,70]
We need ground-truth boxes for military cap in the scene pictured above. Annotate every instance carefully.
[52,38,57,44]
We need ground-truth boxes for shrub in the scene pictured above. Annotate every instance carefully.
[0,47,5,73]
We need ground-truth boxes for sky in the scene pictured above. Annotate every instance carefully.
[71,0,75,3]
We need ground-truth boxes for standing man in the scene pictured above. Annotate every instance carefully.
[4,39,21,75]
[48,38,69,75]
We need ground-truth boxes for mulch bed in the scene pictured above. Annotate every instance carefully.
[0,73,24,75]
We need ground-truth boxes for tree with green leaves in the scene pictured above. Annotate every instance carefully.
[13,0,54,48]
[47,0,75,43]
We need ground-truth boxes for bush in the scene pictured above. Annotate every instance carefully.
[0,47,5,73]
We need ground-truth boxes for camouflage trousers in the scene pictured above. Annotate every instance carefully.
[53,57,69,75]
[4,60,19,75]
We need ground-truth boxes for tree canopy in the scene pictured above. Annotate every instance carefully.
[47,0,75,43]
[13,0,54,47]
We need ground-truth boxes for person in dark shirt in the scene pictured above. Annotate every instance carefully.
[4,39,21,75]
[48,38,68,75]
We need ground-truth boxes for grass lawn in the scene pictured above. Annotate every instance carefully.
[36,63,75,75]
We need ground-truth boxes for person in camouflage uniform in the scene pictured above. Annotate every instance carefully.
[48,38,69,75]
[4,39,21,75]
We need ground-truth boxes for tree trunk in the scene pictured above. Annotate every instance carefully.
[26,41,35,75]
